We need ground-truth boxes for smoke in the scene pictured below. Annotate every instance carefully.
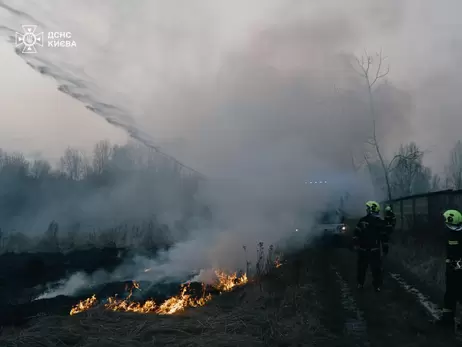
[34,270,111,300]
[2,0,461,289]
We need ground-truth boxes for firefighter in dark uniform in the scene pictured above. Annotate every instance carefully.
[353,201,389,292]
[436,209,462,330]
[384,205,396,236]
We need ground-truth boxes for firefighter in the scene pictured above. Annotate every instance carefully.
[436,209,462,331]
[384,205,396,236]
[353,201,389,292]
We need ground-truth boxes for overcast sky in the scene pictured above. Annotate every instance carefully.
[0,39,128,163]
[1,0,462,173]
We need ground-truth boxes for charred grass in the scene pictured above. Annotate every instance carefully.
[0,250,335,347]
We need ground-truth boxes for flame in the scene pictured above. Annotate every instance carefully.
[274,257,282,268]
[69,294,97,315]
[156,284,212,315]
[213,270,248,292]
[104,295,160,313]
[69,270,247,316]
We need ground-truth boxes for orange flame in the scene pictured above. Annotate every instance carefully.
[69,294,97,315]
[274,257,282,268]
[69,270,247,316]
[213,270,248,292]
[156,284,212,315]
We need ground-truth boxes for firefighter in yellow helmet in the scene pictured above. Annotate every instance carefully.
[353,201,389,292]
[436,209,462,331]
[384,205,396,236]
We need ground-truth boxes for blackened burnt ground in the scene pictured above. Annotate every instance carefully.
[0,248,128,303]
[1,247,461,346]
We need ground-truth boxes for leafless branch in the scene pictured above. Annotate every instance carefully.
[352,49,390,89]
[349,48,394,199]
[370,50,390,87]
[446,140,462,189]
[350,151,367,172]
[387,150,423,172]
[365,138,376,146]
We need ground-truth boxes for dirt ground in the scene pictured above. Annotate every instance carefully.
[1,246,462,346]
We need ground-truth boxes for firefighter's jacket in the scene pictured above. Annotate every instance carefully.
[446,229,462,268]
[353,214,389,252]
[385,210,396,231]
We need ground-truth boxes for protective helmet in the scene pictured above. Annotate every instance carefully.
[443,210,462,231]
[366,201,380,214]
[385,206,392,212]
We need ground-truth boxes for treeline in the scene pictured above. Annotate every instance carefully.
[0,140,209,248]
[365,140,462,200]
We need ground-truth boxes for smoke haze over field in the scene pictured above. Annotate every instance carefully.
[1,0,462,281]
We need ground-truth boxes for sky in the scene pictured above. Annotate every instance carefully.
[0,39,128,163]
[0,0,462,173]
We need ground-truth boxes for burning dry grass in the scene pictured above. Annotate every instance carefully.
[0,251,332,347]
[274,256,282,268]
[70,270,247,316]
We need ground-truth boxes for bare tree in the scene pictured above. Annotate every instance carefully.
[446,140,462,189]
[351,51,424,200]
[0,152,29,176]
[412,166,432,194]
[60,147,86,180]
[350,150,364,173]
[350,49,396,199]
[389,142,425,197]
[30,159,51,179]
[430,174,441,192]
[92,140,113,175]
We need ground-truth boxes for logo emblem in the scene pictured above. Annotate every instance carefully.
[15,25,44,53]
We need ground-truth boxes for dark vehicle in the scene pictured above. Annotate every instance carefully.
[314,210,347,246]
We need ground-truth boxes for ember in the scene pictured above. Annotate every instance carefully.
[275,257,282,268]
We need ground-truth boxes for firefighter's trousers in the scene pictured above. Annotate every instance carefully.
[443,265,462,320]
[357,248,382,288]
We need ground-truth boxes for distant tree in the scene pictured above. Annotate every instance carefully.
[389,142,426,197]
[364,143,424,200]
[60,147,86,180]
[0,141,202,242]
[92,140,112,175]
[412,166,432,194]
[38,220,60,252]
[112,144,135,171]
[446,140,462,189]
[430,174,442,192]
[351,49,393,199]
[4,231,31,252]
[30,159,52,179]
[0,152,29,177]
